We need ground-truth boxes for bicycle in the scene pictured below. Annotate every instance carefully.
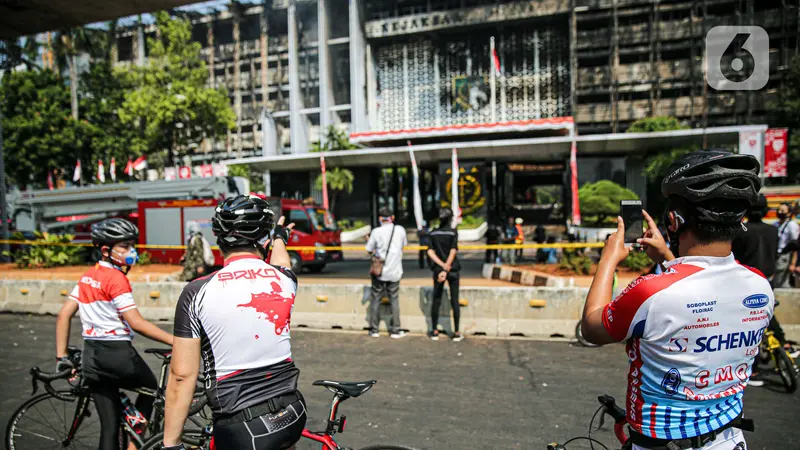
[757,329,798,393]
[5,346,208,450]
[138,379,417,450]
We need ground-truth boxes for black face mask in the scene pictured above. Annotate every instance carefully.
[778,212,788,221]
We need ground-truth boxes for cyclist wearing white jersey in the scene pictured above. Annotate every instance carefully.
[163,195,305,450]
[582,150,770,450]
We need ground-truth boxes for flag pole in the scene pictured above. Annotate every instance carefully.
[320,155,329,212]
[490,36,497,124]
[407,140,424,231]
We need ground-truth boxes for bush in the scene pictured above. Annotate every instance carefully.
[3,231,85,269]
[336,219,368,232]
[559,252,593,275]
[621,250,653,272]
[578,180,639,226]
[137,251,153,265]
[429,215,484,230]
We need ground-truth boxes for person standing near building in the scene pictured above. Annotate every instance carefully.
[178,221,213,282]
[366,207,407,339]
[427,208,463,341]
[502,216,518,264]
[485,220,501,263]
[772,202,799,288]
[514,217,525,259]
[418,221,430,269]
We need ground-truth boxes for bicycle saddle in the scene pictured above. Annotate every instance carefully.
[313,379,377,398]
[144,348,172,359]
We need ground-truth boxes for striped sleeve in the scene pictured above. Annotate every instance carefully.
[68,285,80,303]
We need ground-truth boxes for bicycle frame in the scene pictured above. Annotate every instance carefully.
[300,392,348,450]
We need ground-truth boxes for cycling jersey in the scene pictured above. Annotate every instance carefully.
[173,254,299,416]
[602,254,773,440]
[69,261,136,340]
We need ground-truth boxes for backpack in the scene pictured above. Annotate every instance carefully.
[196,235,215,266]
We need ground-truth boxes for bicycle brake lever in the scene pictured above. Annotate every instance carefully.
[596,411,606,431]
[30,367,39,396]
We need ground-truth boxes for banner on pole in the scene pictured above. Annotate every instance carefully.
[739,130,764,175]
[764,128,788,178]
[570,140,581,226]
[320,156,330,211]
[164,167,177,181]
[451,148,461,226]
[408,141,424,231]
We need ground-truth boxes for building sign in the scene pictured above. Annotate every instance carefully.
[452,76,490,112]
[764,128,788,178]
[365,0,570,38]
[441,163,485,216]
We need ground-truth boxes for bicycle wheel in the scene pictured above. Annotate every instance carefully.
[5,390,113,450]
[140,429,212,450]
[575,320,599,348]
[359,446,418,450]
[773,349,798,393]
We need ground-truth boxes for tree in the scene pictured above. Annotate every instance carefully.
[1,70,96,186]
[315,168,354,213]
[772,56,800,182]
[627,116,688,133]
[311,126,360,152]
[118,11,235,168]
[578,180,639,226]
[0,37,41,72]
[227,164,265,193]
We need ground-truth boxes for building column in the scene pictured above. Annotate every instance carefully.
[289,0,309,153]
[349,0,368,133]
[319,0,337,146]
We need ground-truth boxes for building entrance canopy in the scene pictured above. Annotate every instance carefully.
[225,125,768,172]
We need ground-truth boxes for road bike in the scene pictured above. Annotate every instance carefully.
[138,379,417,450]
[4,346,207,450]
[757,329,798,393]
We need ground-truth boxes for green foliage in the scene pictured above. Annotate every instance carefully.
[118,11,235,167]
[315,168,355,212]
[310,126,360,152]
[336,219,368,231]
[627,116,689,133]
[137,251,153,266]
[429,215,484,230]
[578,181,639,226]
[559,252,593,275]
[771,56,800,181]
[228,164,265,193]
[3,232,85,269]
[1,69,97,186]
[621,251,653,272]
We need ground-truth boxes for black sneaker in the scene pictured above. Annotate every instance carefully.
[451,332,464,342]
[429,330,440,341]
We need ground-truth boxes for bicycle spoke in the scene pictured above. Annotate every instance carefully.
[32,401,63,436]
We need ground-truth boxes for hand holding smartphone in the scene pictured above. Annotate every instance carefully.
[620,200,643,247]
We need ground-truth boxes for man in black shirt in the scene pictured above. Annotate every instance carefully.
[427,208,463,341]
[732,194,778,278]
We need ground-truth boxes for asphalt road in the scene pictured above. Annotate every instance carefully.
[1,314,797,450]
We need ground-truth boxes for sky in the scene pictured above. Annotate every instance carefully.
[94,0,256,28]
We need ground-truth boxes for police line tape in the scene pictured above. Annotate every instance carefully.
[0,239,604,251]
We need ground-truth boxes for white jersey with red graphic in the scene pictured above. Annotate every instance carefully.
[69,261,137,340]
[173,254,300,415]
[602,254,773,441]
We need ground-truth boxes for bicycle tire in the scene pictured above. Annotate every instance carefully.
[773,349,798,393]
[575,320,600,348]
[139,430,212,450]
[358,446,418,450]
[5,389,125,450]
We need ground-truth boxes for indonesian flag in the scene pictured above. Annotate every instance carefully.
[73,160,81,182]
[492,47,501,76]
[132,156,148,171]
[47,171,54,191]
[570,139,582,226]
[320,156,330,211]
[97,160,105,183]
[451,148,461,227]
[124,158,134,176]
[408,141,424,231]
[110,158,116,181]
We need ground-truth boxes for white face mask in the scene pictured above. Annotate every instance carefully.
[112,248,139,266]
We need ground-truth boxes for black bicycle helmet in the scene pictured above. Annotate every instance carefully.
[212,195,275,248]
[91,218,139,247]
[439,207,453,222]
[661,149,761,223]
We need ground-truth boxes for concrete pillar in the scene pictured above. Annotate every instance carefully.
[288,0,309,153]
[349,0,367,133]
[318,0,337,146]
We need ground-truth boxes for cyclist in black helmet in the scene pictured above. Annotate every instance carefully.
[164,195,306,450]
[55,218,174,450]
[582,150,771,450]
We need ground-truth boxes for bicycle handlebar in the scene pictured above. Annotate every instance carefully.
[597,395,628,445]
[30,366,77,401]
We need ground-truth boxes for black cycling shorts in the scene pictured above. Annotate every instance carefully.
[213,396,307,450]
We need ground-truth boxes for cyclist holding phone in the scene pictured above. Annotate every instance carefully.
[581,150,771,450]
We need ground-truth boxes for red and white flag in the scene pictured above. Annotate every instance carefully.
[47,171,54,191]
[320,156,330,211]
[570,139,581,226]
[124,158,133,176]
[408,141,424,231]
[73,160,81,182]
[492,46,501,76]
[179,166,192,179]
[451,148,462,227]
[109,158,116,181]
[97,160,105,183]
[132,156,148,171]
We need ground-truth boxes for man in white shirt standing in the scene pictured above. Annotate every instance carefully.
[772,202,800,288]
[366,207,407,338]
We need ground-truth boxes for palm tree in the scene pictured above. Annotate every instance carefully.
[315,167,354,213]
[0,36,40,72]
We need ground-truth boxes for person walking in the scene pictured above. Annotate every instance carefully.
[502,216,518,265]
[772,202,799,288]
[163,196,306,450]
[418,221,430,269]
[178,221,213,281]
[55,219,174,450]
[366,207,407,338]
[427,208,463,342]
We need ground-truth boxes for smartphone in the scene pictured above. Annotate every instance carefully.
[620,200,644,244]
